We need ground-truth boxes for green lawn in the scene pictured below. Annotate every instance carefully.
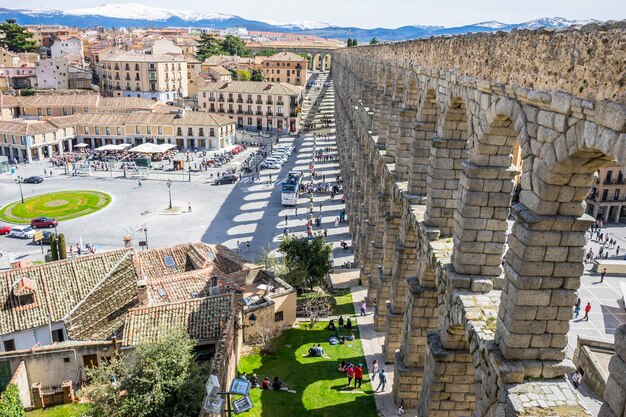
[26,403,91,417]
[238,322,377,417]
[0,191,111,224]
[331,289,355,316]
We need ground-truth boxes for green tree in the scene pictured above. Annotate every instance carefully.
[221,35,250,57]
[250,69,264,81]
[298,53,313,68]
[236,69,251,81]
[347,38,353,47]
[0,383,25,417]
[352,39,358,46]
[370,37,379,45]
[278,235,332,292]
[50,234,58,261]
[86,328,205,417]
[58,233,67,260]
[254,49,278,57]
[196,33,223,61]
[0,19,37,53]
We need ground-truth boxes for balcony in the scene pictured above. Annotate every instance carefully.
[267,111,273,116]
[277,101,284,106]
[290,112,297,117]
[256,100,263,104]
[228,109,234,114]
[266,99,273,105]
[245,111,253,115]
[228,98,234,103]
[218,108,225,113]
[246,99,253,104]
[256,111,263,115]
[218,97,225,102]
[114,76,120,80]
[237,109,244,114]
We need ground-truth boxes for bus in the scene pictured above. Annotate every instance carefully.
[281,171,303,205]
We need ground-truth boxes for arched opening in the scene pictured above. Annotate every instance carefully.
[409,88,437,196]
[312,54,322,71]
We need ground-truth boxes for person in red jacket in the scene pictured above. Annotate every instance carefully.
[354,363,363,388]
[584,302,592,321]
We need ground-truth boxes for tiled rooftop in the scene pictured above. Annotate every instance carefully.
[122,293,234,346]
[199,81,304,96]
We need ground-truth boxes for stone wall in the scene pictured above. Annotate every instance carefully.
[334,24,626,417]
[599,325,626,417]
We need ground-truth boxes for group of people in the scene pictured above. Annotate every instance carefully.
[68,242,96,257]
[239,373,287,391]
[307,344,326,357]
[573,298,592,321]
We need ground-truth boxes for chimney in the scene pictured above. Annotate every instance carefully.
[137,279,149,305]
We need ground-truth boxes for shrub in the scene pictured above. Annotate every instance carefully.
[0,384,25,417]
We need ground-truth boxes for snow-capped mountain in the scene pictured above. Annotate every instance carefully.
[0,3,604,42]
[64,3,233,22]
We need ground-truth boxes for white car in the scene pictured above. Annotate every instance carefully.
[10,226,36,239]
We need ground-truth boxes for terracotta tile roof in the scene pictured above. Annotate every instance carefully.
[146,269,242,305]
[104,54,186,63]
[0,249,131,335]
[210,244,247,274]
[264,52,307,63]
[174,112,234,127]
[0,120,58,135]
[65,252,139,341]
[134,242,215,280]
[14,95,160,111]
[0,94,19,109]
[199,81,304,96]
[122,293,234,346]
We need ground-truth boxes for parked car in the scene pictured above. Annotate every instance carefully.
[214,174,238,185]
[30,217,59,228]
[23,176,44,184]
[32,231,56,245]
[0,225,11,235]
[10,226,35,239]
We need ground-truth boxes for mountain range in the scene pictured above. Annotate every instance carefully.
[0,3,600,41]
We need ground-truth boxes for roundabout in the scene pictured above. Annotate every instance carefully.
[0,191,112,224]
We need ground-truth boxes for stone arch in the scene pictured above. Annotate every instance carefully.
[322,54,332,71]
[409,85,438,196]
[424,95,470,237]
[312,54,322,71]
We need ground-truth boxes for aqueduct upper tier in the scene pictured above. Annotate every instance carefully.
[333,22,626,417]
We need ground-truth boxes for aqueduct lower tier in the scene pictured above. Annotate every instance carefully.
[333,23,626,417]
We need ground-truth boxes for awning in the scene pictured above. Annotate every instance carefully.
[96,144,127,151]
[128,143,177,154]
[74,143,88,148]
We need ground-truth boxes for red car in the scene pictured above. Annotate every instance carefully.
[30,217,59,228]
[0,225,11,235]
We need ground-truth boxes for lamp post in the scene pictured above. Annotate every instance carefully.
[166,179,172,209]
[15,176,24,203]
[240,302,257,344]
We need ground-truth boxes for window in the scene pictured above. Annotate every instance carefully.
[95,127,100,135]
[84,127,89,135]
[615,189,621,201]
[147,126,152,134]
[209,128,215,136]
[602,189,609,201]
[37,108,42,116]
[135,126,140,134]
[177,127,182,136]
[606,171,613,184]
[105,127,110,135]
[117,127,121,135]
[274,311,284,322]
[62,108,68,116]
[199,128,204,136]
[52,329,65,343]
[188,127,193,136]
[84,107,89,113]
[46,108,51,116]
[158,126,163,135]
[3,340,15,352]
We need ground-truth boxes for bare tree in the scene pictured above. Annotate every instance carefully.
[249,315,282,354]
[300,295,333,329]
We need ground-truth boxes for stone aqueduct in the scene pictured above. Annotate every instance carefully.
[332,24,626,417]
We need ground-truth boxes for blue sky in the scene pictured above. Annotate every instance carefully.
[11,0,626,28]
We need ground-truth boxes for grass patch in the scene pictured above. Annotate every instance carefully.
[238,322,377,417]
[485,316,497,332]
[331,289,354,316]
[26,403,91,417]
[0,191,111,224]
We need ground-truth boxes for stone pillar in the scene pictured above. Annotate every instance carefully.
[384,99,401,162]
[47,145,53,157]
[615,205,621,223]
[376,196,401,332]
[57,142,64,155]
[604,207,610,224]
[424,137,466,237]
[451,161,517,284]
[395,107,417,182]
[599,325,626,417]
[36,146,43,161]
[496,203,592,361]
[62,380,74,404]
[26,147,32,163]
[9,147,14,160]
[67,140,73,152]
[31,383,44,409]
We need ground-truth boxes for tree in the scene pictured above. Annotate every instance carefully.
[298,53,313,68]
[221,35,250,57]
[347,38,353,47]
[0,384,25,417]
[0,19,37,53]
[236,70,251,81]
[278,235,332,292]
[299,294,333,329]
[352,39,359,46]
[58,233,67,260]
[250,69,264,82]
[85,328,205,417]
[49,234,58,261]
[255,49,278,57]
[370,37,379,45]
[196,33,223,61]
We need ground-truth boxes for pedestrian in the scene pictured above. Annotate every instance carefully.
[618,246,621,256]
[69,245,74,257]
[346,364,355,386]
[236,240,240,253]
[371,359,379,381]
[319,202,323,213]
[295,207,298,216]
[188,202,192,212]
[77,244,82,256]
[323,229,327,238]
[338,315,344,328]
[246,241,250,254]
[283,227,288,236]
[285,214,288,225]
[354,364,363,388]
[600,268,606,283]
[138,180,142,188]
[360,300,366,316]
[584,302,591,321]
[335,216,339,227]
[573,298,581,318]
[375,369,387,392]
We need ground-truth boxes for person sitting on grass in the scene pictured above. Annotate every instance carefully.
[261,376,271,389]
[316,344,325,356]
[338,360,348,372]
[346,332,355,341]
[308,345,318,357]
[328,319,337,331]
[250,373,260,388]
[345,318,353,330]
[273,376,285,391]
[338,316,344,328]
[340,335,347,345]
[329,333,339,345]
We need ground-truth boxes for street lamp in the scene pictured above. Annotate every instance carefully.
[166,179,172,209]
[15,176,24,203]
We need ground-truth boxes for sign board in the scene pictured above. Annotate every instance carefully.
[203,395,224,413]
[138,241,147,247]
[33,231,44,242]
[205,374,220,396]
[232,395,253,414]
[229,378,251,396]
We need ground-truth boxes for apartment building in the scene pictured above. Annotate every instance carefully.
[261,52,308,87]
[586,165,626,223]
[99,54,189,101]
[198,81,304,133]
[0,109,235,163]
